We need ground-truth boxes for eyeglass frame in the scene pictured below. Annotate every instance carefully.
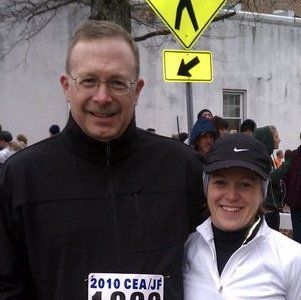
[68,74,137,96]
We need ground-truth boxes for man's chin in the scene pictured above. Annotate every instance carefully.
[87,128,119,143]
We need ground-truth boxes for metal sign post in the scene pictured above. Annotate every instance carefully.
[145,0,227,135]
[185,82,194,136]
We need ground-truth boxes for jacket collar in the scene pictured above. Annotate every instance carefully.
[197,217,267,246]
[62,113,138,163]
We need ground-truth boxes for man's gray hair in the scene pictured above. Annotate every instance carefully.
[66,20,140,77]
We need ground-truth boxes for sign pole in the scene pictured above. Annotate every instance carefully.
[186,82,194,137]
[145,0,227,138]
[176,116,180,134]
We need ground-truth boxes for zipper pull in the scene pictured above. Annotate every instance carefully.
[106,143,111,169]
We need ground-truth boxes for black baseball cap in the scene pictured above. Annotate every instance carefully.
[203,133,271,180]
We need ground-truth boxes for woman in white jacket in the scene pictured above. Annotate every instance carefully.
[184,133,301,300]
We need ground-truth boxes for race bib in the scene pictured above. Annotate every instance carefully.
[88,273,164,300]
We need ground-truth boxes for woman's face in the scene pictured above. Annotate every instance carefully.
[207,167,263,231]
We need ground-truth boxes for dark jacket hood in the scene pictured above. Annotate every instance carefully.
[297,145,301,156]
[254,126,274,155]
[190,118,217,145]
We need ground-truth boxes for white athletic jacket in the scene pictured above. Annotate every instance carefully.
[183,218,301,300]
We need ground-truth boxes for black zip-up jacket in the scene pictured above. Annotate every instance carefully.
[0,115,205,300]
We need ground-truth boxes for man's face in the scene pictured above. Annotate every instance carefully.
[195,132,215,155]
[207,167,263,231]
[60,38,144,142]
[272,129,281,150]
[201,111,212,119]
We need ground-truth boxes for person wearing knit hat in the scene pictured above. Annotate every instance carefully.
[184,133,301,300]
[240,118,257,136]
[49,124,60,136]
[197,108,213,120]
[190,117,217,159]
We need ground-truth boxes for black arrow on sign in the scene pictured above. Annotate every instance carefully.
[175,0,199,31]
[177,56,200,77]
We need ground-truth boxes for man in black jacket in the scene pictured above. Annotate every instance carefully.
[0,20,205,300]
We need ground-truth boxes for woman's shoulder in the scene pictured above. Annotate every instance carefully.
[266,228,301,258]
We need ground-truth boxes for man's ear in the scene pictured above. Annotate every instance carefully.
[60,74,71,103]
[133,78,144,106]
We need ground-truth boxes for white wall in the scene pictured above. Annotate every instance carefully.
[0,8,300,150]
[0,7,83,144]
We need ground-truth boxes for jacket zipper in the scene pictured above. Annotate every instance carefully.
[106,143,121,268]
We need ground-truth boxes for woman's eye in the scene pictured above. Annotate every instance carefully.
[239,182,252,188]
[213,180,225,186]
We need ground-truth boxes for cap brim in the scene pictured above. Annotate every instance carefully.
[203,159,269,180]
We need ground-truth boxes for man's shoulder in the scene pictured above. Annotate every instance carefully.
[5,134,65,166]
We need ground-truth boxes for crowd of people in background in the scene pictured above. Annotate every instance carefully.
[0,129,28,166]
[0,123,60,167]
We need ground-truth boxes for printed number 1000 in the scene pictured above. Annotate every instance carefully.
[92,291,161,300]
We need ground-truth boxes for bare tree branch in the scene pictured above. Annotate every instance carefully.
[134,29,170,41]
[0,0,300,63]
[0,0,88,61]
[133,11,237,42]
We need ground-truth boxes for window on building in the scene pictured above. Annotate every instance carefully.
[223,90,246,132]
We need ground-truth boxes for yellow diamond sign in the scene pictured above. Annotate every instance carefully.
[163,50,212,82]
[146,0,226,49]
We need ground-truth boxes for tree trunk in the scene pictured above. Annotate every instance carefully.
[89,0,131,33]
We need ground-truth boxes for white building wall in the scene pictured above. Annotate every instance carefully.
[0,8,300,150]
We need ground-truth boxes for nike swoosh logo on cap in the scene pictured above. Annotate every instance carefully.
[233,147,250,152]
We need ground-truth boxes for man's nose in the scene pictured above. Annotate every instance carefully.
[92,82,112,104]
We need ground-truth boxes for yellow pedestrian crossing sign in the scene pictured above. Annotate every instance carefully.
[146,0,226,49]
[163,50,212,82]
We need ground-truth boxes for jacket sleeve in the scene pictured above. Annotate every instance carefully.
[270,159,292,183]
[186,151,207,231]
[0,166,29,299]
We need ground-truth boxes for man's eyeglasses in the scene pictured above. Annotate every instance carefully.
[69,75,136,96]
